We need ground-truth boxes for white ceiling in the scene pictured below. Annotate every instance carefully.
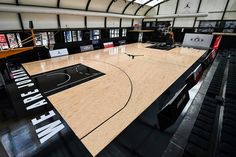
[127,0,165,7]
[0,0,235,30]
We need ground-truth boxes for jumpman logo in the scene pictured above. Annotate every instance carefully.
[185,2,190,9]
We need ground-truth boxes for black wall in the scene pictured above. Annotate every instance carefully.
[220,36,236,49]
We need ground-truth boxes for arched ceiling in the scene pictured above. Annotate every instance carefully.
[0,0,167,30]
[89,0,112,12]
[60,0,88,10]
[18,0,58,7]
[0,0,233,31]
[109,0,127,14]
[0,0,163,16]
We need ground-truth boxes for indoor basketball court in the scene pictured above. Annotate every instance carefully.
[0,0,236,157]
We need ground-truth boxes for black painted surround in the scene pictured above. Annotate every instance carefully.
[0,50,208,157]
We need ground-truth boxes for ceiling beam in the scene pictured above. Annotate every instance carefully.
[119,18,122,28]
[156,4,160,23]
[145,13,208,18]
[85,0,92,28]
[193,0,202,28]
[132,0,153,27]
[221,0,230,20]
[122,0,135,14]
[57,0,61,28]
[105,0,116,28]
[0,4,145,18]
[134,0,153,15]
[172,0,180,28]
[15,0,24,31]
[86,0,92,11]
[143,0,166,23]
[143,2,161,23]
[57,0,60,8]
[106,0,115,12]
[144,0,168,16]
[18,13,24,31]
[144,4,158,16]
[120,0,135,28]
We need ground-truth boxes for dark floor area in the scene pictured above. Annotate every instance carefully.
[1,48,235,157]
[183,49,236,157]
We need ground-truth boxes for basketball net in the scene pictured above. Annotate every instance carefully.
[49,44,54,50]
[133,24,141,30]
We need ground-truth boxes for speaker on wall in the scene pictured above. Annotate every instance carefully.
[29,21,34,29]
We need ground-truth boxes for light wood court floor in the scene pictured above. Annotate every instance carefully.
[23,43,206,156]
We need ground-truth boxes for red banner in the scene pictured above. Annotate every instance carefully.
[0,34,6,43]
[213,35,222,50]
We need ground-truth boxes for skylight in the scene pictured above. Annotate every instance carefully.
[146,0,165,6]
[134,0,148,5]
[127,0,165,7]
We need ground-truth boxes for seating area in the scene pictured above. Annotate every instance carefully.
[80,44,94,52]
[103,42,114,48]
[3,39,127,63]
[183,49,236,157]
[220,50,236,157]
[156,48,218,131]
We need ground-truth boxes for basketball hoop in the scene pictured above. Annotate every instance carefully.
[49,44,54,50]
[133,24,141,30]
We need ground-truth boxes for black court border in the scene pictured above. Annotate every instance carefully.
[29,63,105,96]
[18,48,209,156]
[8,65,94,157]
[23,61,134,141]
[146,45,177,51]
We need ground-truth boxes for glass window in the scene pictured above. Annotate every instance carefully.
[35,32,48,46]
[48,32,55,44]
[89,31,93,40]
[122,29,127,37]
[64,31,72,43]
[152,21,156,27]
[128,0,163,6]
[224,21,236,29]
[7,33,18,48]
[72,31,77,42]
[109,29,112,38]
[146,0,164,7]
[223,29,234,33]
[0,34,9,50]
[110,29,120,38]
[94,30,100,35]
[90,30,101,40]
[16,33,22,47]
[41,32,48,47]
[199,21,217,28]
[35,33,42,46]
[77,31,82,41]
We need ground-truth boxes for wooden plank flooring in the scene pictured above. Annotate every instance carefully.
[23,43,205,156]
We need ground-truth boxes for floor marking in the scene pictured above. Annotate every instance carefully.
[44,73,102,95]
[80,59,133,140]
[46,73,71,87]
